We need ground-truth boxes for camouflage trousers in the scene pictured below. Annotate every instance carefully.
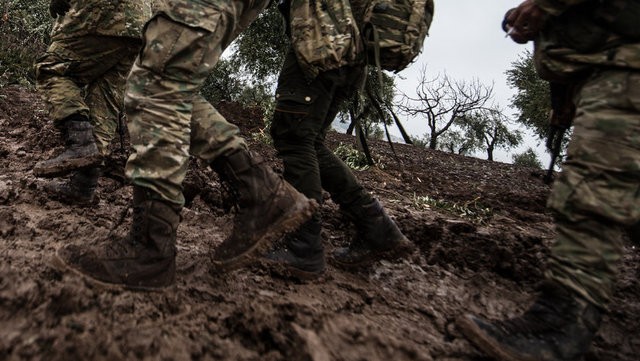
[546,69,640,309]
[124,0,270,206]
[271,48,373,209]
[35,36,141,154]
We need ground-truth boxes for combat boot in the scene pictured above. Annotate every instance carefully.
[44,166,100,206]
[54,186,181,290]
[210,149,317,272]
[331,199,415,268]
[34,114,101,178]
[457,282,603,361]
[264,219,326,280]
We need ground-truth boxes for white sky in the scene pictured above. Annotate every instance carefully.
[389,0,550,165]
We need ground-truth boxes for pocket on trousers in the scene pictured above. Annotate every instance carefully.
[549,169,640,225]
[274,92,316,114]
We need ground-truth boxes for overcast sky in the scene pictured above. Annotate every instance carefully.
[390,0,547,164]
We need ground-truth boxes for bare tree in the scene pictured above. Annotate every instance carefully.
[399,67,494,149]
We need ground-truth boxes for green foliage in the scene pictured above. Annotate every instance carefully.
[230,6,289,82]
[200,59,244,103]
[411,194,492,223]
[410,135,429,149]
[436,129,479,156]
[506,51,551,141]
[461,110,522,161]
[512,147,543,169]
[200,58,275,117]
[1,0,52,86]
[333,142,376,171]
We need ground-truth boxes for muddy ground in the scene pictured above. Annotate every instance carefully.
[0,85,638,360]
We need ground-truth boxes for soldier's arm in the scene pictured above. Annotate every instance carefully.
[534,0,593,16]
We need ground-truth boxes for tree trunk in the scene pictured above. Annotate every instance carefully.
[429,136,437,150]
[487,147,494,161]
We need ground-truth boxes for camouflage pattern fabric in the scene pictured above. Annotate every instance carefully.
[362,0,434,72]
[35,36,142,155]
[289,0,363,80]
[124,0,271,206]
[534,0,640,81]
[545,70,640,309]
[51,0,152,40]
[531,0,640,310]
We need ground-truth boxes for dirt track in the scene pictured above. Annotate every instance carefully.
[0,85,638,360]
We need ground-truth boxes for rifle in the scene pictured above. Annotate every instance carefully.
[544,82,576,184]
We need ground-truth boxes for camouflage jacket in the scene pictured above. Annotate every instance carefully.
[51,0,152,40]
[534,0,640,79]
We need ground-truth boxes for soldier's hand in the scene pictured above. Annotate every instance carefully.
[503,0,547,44]
[502,8,516,33]
[49,0,71,18]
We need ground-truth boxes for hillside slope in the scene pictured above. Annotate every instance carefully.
[0,85,638,360]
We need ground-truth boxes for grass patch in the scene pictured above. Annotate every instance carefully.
[411,194,492,223]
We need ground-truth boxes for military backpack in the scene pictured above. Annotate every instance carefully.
[288,0,363,80]
[362,0,434,72]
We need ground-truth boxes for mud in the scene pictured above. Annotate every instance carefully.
[0,85,638,360]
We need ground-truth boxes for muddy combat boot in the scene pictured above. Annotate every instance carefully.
[331,199,415,269]
[264,219,326,280]
[457,282,602,361]
[210,149,317,272]
[44,166,100,206]
[33,114,101,178]
[54,186,181,290]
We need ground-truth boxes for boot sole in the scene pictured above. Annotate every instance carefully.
[211,198,319,274]
[456,315,537,361]
[43,183,96,207]
[50,252,175,293]
[330,240,416,270]
[257,258,326,282]
[33,154,102,178]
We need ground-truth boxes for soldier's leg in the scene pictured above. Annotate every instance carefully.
[271,48,337,203]
[46,38,143,206]
[54,2,313,287]
[267,49,343,278]
[36,37,140,203]
[312,70,414,268]
[124,0,272,205]
[188,94,316,271]
[56,15,217,289]
[546,69,640,308]
[33,38,101,177]
[458,69,640,361]
[34,41,90,125]
[314,67,372,209]
[85,38,141,155]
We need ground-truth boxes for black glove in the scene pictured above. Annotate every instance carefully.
[49,0,71,18]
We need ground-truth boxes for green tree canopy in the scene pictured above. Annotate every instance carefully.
[462,110,522,161]
[229,6,289,82]
[435,129,479,156]
[512,147,543,169]
[506,50,551,141]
